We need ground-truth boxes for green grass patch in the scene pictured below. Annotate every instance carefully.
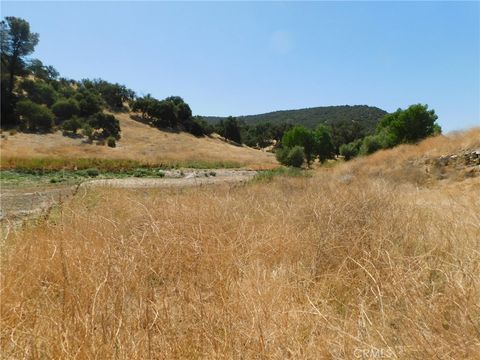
[0,167,168,187]
[1,157,243,172]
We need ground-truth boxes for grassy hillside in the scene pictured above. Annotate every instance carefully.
[1,128,479,358]
[0,113,277,170]
[204,105,387,131]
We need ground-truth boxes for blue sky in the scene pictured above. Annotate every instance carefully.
[2,1,479,132]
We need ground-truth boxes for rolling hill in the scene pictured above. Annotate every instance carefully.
[0,113,277,169]
[204,105,388,131]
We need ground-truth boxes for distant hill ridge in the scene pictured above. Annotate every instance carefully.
[204,105,388,132]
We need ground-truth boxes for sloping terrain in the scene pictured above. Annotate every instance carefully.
[204,104,387,130]
[336,127,480,186]
[0,113,276,168]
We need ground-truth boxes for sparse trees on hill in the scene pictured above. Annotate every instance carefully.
[131,95,213,136]
[80,79,135,110]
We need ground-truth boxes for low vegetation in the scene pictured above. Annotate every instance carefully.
[0,167,168,187]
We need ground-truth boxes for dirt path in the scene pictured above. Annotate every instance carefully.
[0,169,257,222]
[81,169,256,188]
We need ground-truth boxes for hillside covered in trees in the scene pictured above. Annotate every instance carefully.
[204,105,387,131]
[204,105,388,151]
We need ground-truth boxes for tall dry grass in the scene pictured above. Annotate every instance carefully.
[1,129,479,358]
[339,128,480,186]
[2,159,480,359]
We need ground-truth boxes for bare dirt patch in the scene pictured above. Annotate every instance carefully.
[0,169,257,222]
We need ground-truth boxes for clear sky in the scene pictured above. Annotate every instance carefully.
[2,1,479,132]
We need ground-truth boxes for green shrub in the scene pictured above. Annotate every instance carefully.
[359,135,383,155]
[52,98,80,121]
[62,117,84,134]
[286,146,306,167]
[339,140,361,160]
[276,146,305,168]
[106,136,116,148]
[82,124,94,141]
[85,168,99,177]
[16,99,54,131]
[133,168,149,177]
[252,167,309,182]
[275,147,289,165]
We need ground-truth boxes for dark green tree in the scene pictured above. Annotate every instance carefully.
[131,94,156,120]
[20,79,58,106]
[76,90,102,117]
[377,104,440,144]
[88,113,121,139]
[313,124,335,162]
[150,100,177,128]
[0,17,39,124]
[52,98,80,121]
[62,117,83,134]
[27,59,59,81]
[219,116,242,144]
[16,99,54,131]
[282,125,317,164]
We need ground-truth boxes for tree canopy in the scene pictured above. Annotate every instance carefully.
[1,16,39,124]
[377,104,440,144]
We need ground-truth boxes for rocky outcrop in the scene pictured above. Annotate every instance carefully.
[425,149,480,180]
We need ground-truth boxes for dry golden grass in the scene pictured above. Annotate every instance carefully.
[339,127,480,185]
[0,113,277,169]
[1,129,480,359]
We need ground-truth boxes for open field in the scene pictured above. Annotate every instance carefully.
[1,129,479,358]
[0,113,277,170]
